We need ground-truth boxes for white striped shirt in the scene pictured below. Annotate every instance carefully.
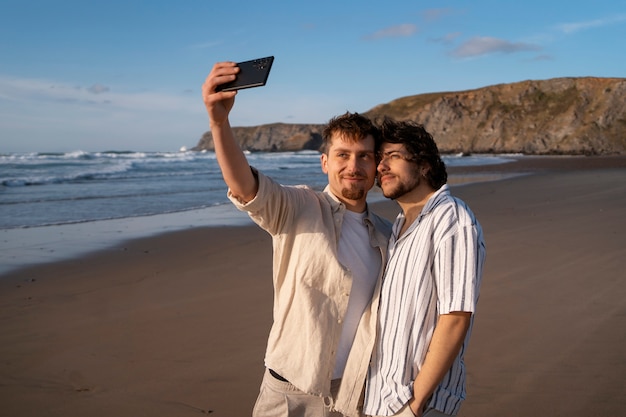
[363,185,486,416]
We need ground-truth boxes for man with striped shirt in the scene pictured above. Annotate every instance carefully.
[363,119,486,417]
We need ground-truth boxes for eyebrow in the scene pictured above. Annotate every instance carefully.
[331,147,375,153]
[379,149,405,155]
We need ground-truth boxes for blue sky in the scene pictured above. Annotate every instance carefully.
[1,1,625,153]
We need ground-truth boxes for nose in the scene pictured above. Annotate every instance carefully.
[346,154,362,172]
[377,158,389,173]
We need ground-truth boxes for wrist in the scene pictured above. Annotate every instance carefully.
[209,119,230,130]
[408,398,422,417]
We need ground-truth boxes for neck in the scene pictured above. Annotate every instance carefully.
[395,184,436,234]
[343,199,367,213]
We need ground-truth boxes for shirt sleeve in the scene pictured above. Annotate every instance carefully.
[433,223,483,315]
[227,168,313,235]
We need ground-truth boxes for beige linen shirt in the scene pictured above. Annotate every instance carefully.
[229,169,391,417]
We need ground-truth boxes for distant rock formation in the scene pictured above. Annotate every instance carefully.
[195,123,324,153]
[194,77,626,155]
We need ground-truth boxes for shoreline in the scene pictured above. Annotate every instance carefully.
[3,155,624,277]
[0,155,625,416]
[0,203,252,276]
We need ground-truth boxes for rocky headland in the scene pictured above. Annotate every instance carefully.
[194,77,626,155]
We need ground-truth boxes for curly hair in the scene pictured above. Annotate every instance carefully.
[379,117,447,189]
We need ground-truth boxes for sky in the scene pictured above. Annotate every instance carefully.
[1,1,625,153]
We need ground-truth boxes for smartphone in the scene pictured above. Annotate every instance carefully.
[216,56,275,92]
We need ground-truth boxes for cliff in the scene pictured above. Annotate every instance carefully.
[195,123,323,152]
[194,77,626,155]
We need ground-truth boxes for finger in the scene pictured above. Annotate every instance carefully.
[202,83,237,104]
[203,63,240,94]
[211,61,239,78]
[213,61,237,70]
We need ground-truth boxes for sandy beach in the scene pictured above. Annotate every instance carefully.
[1,156,625,416]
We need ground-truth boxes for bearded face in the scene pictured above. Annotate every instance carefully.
[321,134,377,208]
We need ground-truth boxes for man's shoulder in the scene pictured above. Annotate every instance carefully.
[236,169,324,214]
[258,170,318,197]
[431,193,480,232]
[431,186,471,212]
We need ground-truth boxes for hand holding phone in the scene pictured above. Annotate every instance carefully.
[216,56,274,92]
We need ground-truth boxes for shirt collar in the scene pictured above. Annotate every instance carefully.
[420,184,451,217]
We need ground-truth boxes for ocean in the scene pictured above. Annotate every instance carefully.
[0,150,513,229]
[1,150,513,274]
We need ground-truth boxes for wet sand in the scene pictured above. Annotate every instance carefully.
[1,156,625,416]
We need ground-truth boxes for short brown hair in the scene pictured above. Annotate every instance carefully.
[319,112,380,154]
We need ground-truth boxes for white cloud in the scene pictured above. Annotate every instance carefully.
[556,14,626,34]
[0,75,201,113]
[363,24,418,40]
[430,32,462,45]
[451,36,541,58]
[0,74,208,152]
[88,84,110,94]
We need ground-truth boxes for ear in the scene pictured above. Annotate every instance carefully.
[320,153,329,174]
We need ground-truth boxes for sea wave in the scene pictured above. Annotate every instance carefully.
[1,150,517,229]
[0,150,219,187]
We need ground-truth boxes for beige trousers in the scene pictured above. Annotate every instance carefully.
[252,368,343,417]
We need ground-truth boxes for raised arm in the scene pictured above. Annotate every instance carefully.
[202,62,258,203]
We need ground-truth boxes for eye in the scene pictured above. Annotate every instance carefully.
[378,151,411,163]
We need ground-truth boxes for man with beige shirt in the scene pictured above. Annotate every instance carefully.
[202,61,392,417]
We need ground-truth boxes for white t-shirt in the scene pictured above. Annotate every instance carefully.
[333,209,381,379]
